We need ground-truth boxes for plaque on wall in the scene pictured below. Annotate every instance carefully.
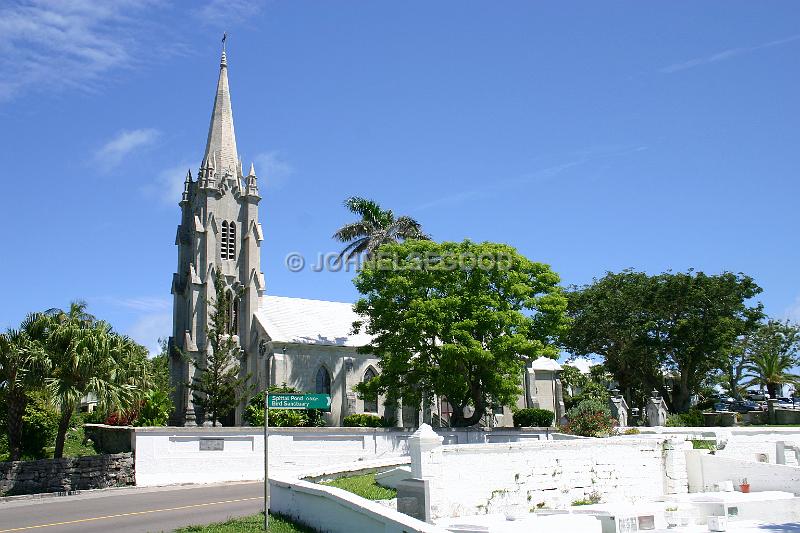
[200,438,224,451]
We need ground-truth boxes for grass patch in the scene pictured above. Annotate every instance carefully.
[175,512,315,532]
[690,439,717,451]
[571,491,601,506]
[319,472,397,500]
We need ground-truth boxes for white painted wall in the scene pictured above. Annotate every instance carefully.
[412,436,690,519]
[632,427,800,465]
[132,427,410,486]
[128,426,558,487]
[685,451,800,494]
[270,475,449,533]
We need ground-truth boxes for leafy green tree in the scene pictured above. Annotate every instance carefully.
[563,271,663,408]
[0,313,50,461]
[46,302,152,457]
[650,271,763,412]
[742,320,800,398]
[718,335,756,400]
[333,196,429,262]
[564,270,763,412]
[352,240,569,427]
[191,272,251,426]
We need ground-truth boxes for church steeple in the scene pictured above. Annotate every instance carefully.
[203,44,238,178]
[170,39,265,427]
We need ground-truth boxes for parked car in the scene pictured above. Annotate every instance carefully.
[777,397,795,409]
[716,399,759,413]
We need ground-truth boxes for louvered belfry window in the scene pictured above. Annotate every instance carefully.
[220,221,236,260]
[221,221,229,259]
[228,221,236,258]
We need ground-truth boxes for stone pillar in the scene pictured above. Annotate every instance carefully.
[341,357,354,424]
[525,367,536,408]
[609,389,629,427]
[554,378,566,423]
[768,398,777,425]
[662,437,691,495]
[407,423,444,520]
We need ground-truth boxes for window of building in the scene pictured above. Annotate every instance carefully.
[315,366,331,395]
[228,222,236,259]
[221,221,229,259]
[220,221,236,260]
[362,367,378,413]
[226,292,238,336]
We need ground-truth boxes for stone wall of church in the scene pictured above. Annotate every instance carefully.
[268,342,388,426]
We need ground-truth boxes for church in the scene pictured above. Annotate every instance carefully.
[168,47,567,427]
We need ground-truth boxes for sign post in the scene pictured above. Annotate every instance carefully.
[264,389,269,531]
[263,393,330,531]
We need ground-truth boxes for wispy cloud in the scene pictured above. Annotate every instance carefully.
[660,34,800,74]
[101,296,171,313]
[94,128,160,171]
[0,0,165,102]
[140,159,195,206]
[127,312,171,355]
[254,150,294,189]
[195,0,266,28]
[786,296,800,323]
[417,145,647,211]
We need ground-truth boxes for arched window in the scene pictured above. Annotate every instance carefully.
[363,367,378,413]
[228,222,236,259]
[221,221,229,259]
[226,292,238,335]
[315,366,331,395]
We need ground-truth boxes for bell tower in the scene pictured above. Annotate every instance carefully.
[169,45,266,426]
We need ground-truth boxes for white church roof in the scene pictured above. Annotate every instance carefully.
[255,295,373,347]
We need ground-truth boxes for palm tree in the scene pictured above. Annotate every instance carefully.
[742,320,800,398]
[45,301,151,457]
[333,196,429,262]
[0,314,50,461]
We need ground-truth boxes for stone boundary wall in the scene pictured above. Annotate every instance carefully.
[631,427,800,466]
[270,474,449,533]
[415,435,690,519]
[0,453,134,496]
[82,424,553,487]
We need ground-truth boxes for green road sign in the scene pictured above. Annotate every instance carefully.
[268,393,331,411]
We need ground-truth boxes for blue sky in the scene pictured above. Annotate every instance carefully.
[1,0,798,354]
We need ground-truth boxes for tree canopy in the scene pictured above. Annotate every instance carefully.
[564,270,763,411]
[352,239,568,426]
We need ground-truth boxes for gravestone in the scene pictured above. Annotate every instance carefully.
[646,390,669,426]
[396,478,430,522]
[609,389,629,427]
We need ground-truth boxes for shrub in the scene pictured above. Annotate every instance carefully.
[564,380,611,411]
[342,413,391,428]
[136,389,172,426]
[622,427,640,435]
[20,393,59,459]
[561,399,616,437]
[665,409,704,427]
[243,385,326,427]
[513,408,554,427]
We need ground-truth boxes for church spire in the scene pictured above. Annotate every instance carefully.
[203,37,238,177]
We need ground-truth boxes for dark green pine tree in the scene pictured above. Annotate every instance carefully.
[191,271,251,426]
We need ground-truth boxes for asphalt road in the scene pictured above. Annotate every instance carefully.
[0,482,264,533]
